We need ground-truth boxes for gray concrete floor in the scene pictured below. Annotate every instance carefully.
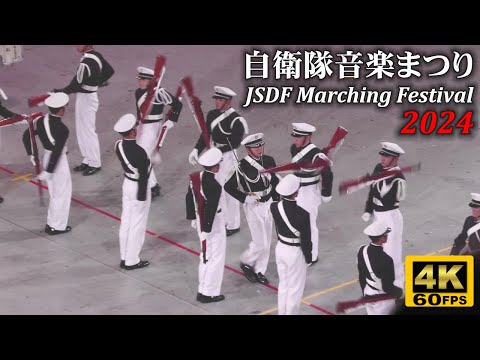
[0,45,478,315]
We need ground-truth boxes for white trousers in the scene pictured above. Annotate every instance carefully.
[241,199,273,274]
[373,209,405,289]
[215,150,240,230]
[198,211,227,296]
[366,299,397,315]
[296,183,322,261]
[42,150,72,231]
[275,242,307,315]
[75,92,101,168]
[119,178,152,266]
[137,121,160,185]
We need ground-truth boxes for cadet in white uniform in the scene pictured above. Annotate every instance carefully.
[450,193,480,255]
[271,174,312,315]
[290,122,334,264]
[186,147,227,303]
[55,45,114,176]
[134,66,183,198]
[114,114,153,270]
[357,221,403,315]
[362,142,407,289]
[224,133,280,284]
[188,86,248,236]
[23,93,72,235]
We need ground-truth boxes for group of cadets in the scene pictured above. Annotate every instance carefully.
[1,45,479,315]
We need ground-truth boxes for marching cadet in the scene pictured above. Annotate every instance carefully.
[224,133,280,284]
[362,141,406,289]
[134,66,183,198]
[290,122,333,265]
[0,87,21,204]
[357,221,403,315]
[114,114,154,270]
[271,174,312,315]
[450,193,480,255]
[54,45,114,176]
[188,86,248,236]
[22,93,72,235]
[186,147,227,303]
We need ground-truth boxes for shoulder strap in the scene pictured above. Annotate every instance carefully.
[291,143,316,163]
[42,114,55,146]
[210,108,235,131]
[83,53,103,70]
[278,201,300,237]
[244,155,271,182]
[362,245,382,291]
[118,141,139,177]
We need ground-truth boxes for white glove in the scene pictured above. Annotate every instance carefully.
[200,231,209,240]
[163,119,174,130]
[244,195,257,204]
[191,220,197,229]
[361,212,371,222]
[14,115,28,126]
[29,155,36,166]
[189,148,199,165]
[37,171,52,181]
[321,195,332,203]
[151,151,162,165]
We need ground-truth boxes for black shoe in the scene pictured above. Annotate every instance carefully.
[120,260,126,269]
[124,260,150,270]
[151,184,161,198]
[83,166,101,176]
[196,293,225,303]
[73,163,89,172]
[45,224,72,235]
[0,196,3,204]
[255,272,269,285]
[226,228,240,237]
[240,263,258,283]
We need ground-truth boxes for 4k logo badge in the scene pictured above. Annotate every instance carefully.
[405,255,474,307]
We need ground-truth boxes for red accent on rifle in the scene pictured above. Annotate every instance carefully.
[27,115,45,206]
[338,162,421,195]
[322,126,348,158]
[139,55,166,123]
[28,94,50,108]
[336,294,396,314]
[181,76,210,149]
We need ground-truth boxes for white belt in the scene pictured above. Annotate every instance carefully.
[251,186,271,197]
[214,142,227,147]
[145,114,164,121]
[125,172,139,180]
[81,84,98,92]
[278,234,300,244]
[298,175,321,183]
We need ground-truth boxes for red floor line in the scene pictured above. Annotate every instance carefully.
[1,166,332,314]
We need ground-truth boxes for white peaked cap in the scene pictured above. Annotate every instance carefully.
[276,174,301,196]
[212,86,236,100]
[379,141,405,157]
[44,92,69,108]
[114,113,137,133]
[291,122,316,137]
[241,133,265,147]
[469,192,480,208]
[136,66,154,79]
[363,221,392,237]
[198,147,223,167]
